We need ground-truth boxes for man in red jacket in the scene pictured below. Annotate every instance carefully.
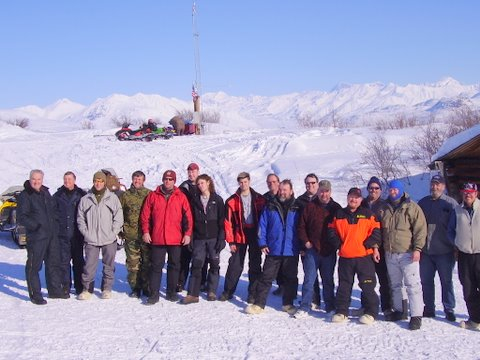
[141,170,193,304]
[220,172,266,303]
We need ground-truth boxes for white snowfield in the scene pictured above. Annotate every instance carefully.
[0,123,478,359]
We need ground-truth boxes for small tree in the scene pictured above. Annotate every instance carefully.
[411,119,446,169]
[81,120,95,129]
[360,134,411,184]
[111,115,140,128]
[7,117,29,128]
[446,105,480,137]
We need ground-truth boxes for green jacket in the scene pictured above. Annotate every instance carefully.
[379,192,427,253]
[120,185,151,240]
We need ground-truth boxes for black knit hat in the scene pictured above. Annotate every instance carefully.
[367,176,382,190]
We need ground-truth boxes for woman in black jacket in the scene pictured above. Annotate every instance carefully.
[182,174,226,303]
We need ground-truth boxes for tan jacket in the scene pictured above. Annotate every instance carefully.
[379,192,427,253]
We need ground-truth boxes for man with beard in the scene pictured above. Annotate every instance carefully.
[448,182,480,330]
[245,180,300,315]
[418,175,458,321]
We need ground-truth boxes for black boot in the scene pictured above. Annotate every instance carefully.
[401,299,409,320]
[409,316,422,330]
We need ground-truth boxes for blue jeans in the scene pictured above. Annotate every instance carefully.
[420,252,456,313]
[301,249,336,311]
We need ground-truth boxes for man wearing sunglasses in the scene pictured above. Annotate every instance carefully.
[448,182,480,330]
[355,177,396,320]
[141,170,193,304]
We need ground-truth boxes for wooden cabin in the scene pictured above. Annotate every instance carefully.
[430,124,480,202]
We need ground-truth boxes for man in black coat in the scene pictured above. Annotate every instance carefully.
[53,171,87,295]
[17,169,66,304]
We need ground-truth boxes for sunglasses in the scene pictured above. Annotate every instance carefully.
[305,181,317,185]
[368,187,380,190]
[164,178,174,181]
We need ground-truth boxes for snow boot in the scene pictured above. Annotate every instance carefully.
[408,316,422,330]
[182,295,199,304]
[282,305,298,316]
[77,290,92,300]
[331,313,348,323]
[245,304,264,314]
[359,314,375,325]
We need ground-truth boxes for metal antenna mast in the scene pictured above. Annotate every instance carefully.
[192,1,202,113]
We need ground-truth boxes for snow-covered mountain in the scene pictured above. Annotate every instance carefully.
[1,77,479,130]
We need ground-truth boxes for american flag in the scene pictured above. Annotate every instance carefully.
[192,85,199,100]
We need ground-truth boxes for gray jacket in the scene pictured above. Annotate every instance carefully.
[418,193,458,255]
[77,189,124,246]
[449,199,480,254]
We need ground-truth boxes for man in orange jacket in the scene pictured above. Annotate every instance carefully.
[328,187,381,325]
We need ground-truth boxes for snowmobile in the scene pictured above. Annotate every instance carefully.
[115,121,175,141]
[0,186,27,247]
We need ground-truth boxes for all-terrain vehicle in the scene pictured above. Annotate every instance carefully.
[0,186,27,247]
[115,120,175,142]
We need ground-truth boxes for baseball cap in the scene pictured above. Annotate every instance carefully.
[431,175,445,184]
[187,163,199,171]
[347,187,362,198]
[318,180,331,191]
[461,182,478,193]
[162,170,176,182]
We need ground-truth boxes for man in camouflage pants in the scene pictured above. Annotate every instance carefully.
[120,170,151,298]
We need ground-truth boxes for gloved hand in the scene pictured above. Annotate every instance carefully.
[215,238,226,252]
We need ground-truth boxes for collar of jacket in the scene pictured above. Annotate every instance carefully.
[24,180,48,194]
[155,185,178,196]
[57,184,81,195]
[235,187,260,198]
[387,192,411,208]
[128,184,148,194]
[462,198,479,211]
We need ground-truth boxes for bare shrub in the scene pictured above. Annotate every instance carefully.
[202,110,221,124]
[445,105,480,137]
[297,112,337,128]
[375,114,419,130]
[360,133,411,184]
[81,120,95,129]
[175,109,193,122]
[297,113,317,128]
[174,109,221,124]
[7,118,29,128]
[111,115,140,128]
[411,119,447,169]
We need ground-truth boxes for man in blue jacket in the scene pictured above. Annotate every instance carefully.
[418,175,458,321]
[245,179,300,315]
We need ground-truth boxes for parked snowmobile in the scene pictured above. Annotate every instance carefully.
[115,121,175,141]
[0,186,27,247]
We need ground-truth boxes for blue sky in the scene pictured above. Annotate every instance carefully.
[1,1,479,108]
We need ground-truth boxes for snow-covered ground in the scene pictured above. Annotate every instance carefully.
[0,122,478,359]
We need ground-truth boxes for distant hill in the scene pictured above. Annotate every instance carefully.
[0,77,479,131]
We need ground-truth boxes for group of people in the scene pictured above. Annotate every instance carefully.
[16,166,480,332]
